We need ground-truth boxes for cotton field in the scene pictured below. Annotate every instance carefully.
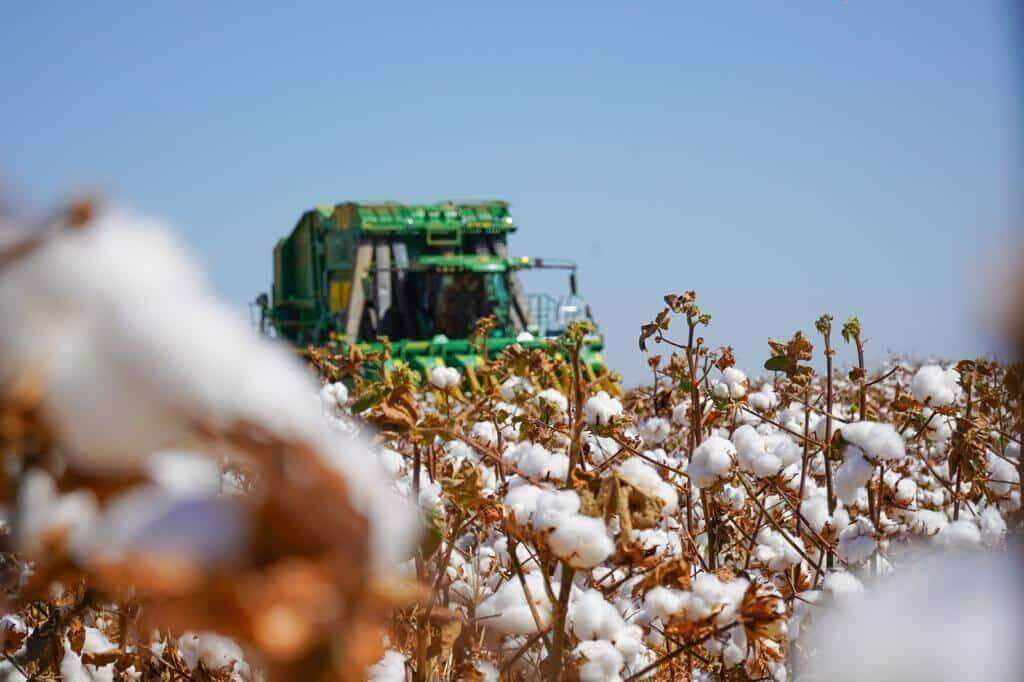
[0,206,1020,681]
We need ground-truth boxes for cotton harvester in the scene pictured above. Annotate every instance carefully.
[255,200,604,384]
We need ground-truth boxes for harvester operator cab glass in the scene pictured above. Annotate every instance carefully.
[434,272,495,338]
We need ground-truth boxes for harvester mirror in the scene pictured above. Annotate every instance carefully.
[570,271,578,296]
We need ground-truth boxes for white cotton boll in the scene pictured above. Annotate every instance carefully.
[616,458,678,513]
[504,483,544,525]
[68,485,246,568]
[893,477,917,504]
[711,367,748,399]
[911,365,962,407]
[638,417,671,445]
[477,574,556,634]
[586,433,622,465]
[0,615,28,656]
[978,506,1007,546]
[643,587,688,620]
[146,451,221,498]
[378,448,406,478]
[671,401,690,425]
[533,490,581,531]
[0,210,420,571]
[569,589,628,641]
[836,518,876,564]
[536,387,569,413]
[719,484,746,511]
[801,495,830,533]
[177,632,249,677]
[575,640,624,682]
[822,570,864,605]
[937,519,981,549]
[469,421,499,447]
[500,376,532,400]
[632,529,682,557]
[748,384,779,412]
[731,425,798,478]
[986,451,1019,497]
[548,514,614,568]
[910,509,949,536]
[584,391,624,426]
[506,442,570,482]
[839,421,905,461]
[920,407,955,443]
[805,552,1023,681]
[318,381,348,411]
[689,573,750,626]
[367,650,407,682]
[835,445,875,506]
[430,365,461,389]
[754,527,804,571]
[15,469,99,558]
[516,331,535,342]
[418,479,443,510]
[688,436,736,488]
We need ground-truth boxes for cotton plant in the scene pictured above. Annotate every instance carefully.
[2,205,1021,682]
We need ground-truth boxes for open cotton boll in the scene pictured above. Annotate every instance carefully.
[731,425,799,478]
[839,421,905,461]
[146,451,222,498]
[584,391,623,426]
[805,552,1023,682]
[367,650,407,682]
[688,436,736,488]
[319,381,349,412]
[689,573,750,626]
[718,483,746,511]
[836,518,876,564]
[500,376,532,400]
[533,489,581,531]
[477,573,557,634]
[586,432,622,465]
[69,485,247,568]
[575,639,625,682]
[536,387,569,413]
[754,527,804,571]
[504,482,544,525]
[504,442,570,482]
[638,417,671,445]
[469,421,499,447]
[978,506,1007,546]
[911,364,962,407]
[616,458,678,512]
[548,515,614,568]
[631,528,682,557]
[711,367,748,399]
[986,450,1019,497]
[643,586,688,621]
[0,209,421,571]
[937,519,981,549]
[15,469,99,558]
[919,407,955,443]
[747,384,779,412]
[430,366,460,389]
[910,509,949,537]
[176,632,249,679]
[835,446,875,506]
[377,448,406,478]
[570,589,629,641]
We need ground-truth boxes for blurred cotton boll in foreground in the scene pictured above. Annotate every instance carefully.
[804,550,1022,681]
[0,204,419,570]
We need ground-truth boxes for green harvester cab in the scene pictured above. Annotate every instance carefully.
[256,200,604,384]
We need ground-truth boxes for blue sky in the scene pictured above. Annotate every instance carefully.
[2,1,1019,383]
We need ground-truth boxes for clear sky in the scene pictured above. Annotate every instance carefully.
[2,1,1020,383]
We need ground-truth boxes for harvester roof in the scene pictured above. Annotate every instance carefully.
[308,200,516,235]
